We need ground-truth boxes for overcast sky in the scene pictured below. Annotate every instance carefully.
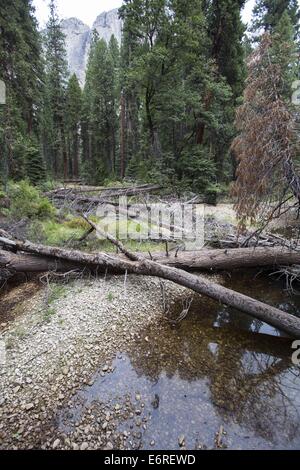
[32,0,257,28]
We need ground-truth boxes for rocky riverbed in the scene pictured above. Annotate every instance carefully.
[1,270,300,450]
[0,274,194,450]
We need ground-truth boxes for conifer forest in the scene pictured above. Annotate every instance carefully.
[1,0,300,456]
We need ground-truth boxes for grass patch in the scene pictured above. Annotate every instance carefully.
[47,284,68,304]
[43,307,56,323]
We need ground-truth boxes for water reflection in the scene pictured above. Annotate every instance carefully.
[126,309,299,448]
[58,270,300,450]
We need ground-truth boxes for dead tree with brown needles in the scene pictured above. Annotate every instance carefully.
[231,34,300,229]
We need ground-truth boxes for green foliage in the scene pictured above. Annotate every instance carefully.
[252,0,300,35]
[7,180,56,220]
[47,284,67,304]
[119,0,244,185]
[0,0,44,186]
[25,137,46,184]
[178,146,218,195]
[271,11,298,99]
[43,307,56,323]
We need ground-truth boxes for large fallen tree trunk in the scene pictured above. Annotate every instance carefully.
[1,231,300,337]
[2,246,300,273]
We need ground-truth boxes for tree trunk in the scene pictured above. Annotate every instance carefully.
[1,234,300,337]
[120,91,126,179]
[2,246,300,273]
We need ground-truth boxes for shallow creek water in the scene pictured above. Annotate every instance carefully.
[57,270,300,450]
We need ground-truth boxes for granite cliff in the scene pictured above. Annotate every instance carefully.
[61,9,122,85]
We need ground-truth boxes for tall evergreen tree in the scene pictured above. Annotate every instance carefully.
[66,74,82,179]
[252,0,300,35]
[204,0,246,179]
[207,1,246,100]
[82,37,119,183]
[42,0,68,179]
[0,0,44,185]
[119,14,141,177]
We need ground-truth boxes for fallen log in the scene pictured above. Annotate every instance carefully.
[45,184,162,200]
[1,232,300,337]
[0,250,80,273]
[2,246,300,273]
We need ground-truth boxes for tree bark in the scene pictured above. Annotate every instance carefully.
[2,245,300,273]
[120,91,126,179]
[1,234,300,337]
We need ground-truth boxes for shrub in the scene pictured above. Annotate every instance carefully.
[7,180,56,220]
[64,216,98,230]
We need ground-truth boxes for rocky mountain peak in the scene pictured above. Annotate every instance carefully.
[61,9,122,86]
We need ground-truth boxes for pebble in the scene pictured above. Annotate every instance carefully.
[104,442,113,450]
[80,442,89,451]
[52,439,60,449]
[25,403,35,411]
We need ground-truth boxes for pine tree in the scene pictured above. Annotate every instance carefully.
[108,35,121,176]
[252,0,300,35]
[25,137,46,185]
[66,74,82,179]
[0,0,44,185]
[271,11,298,99]
[232,26,299,226]
[205,0,246,179]
[208,0,246,100]
[119,14,141,177]
[82,38,118,183]
[42,0,68,180]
